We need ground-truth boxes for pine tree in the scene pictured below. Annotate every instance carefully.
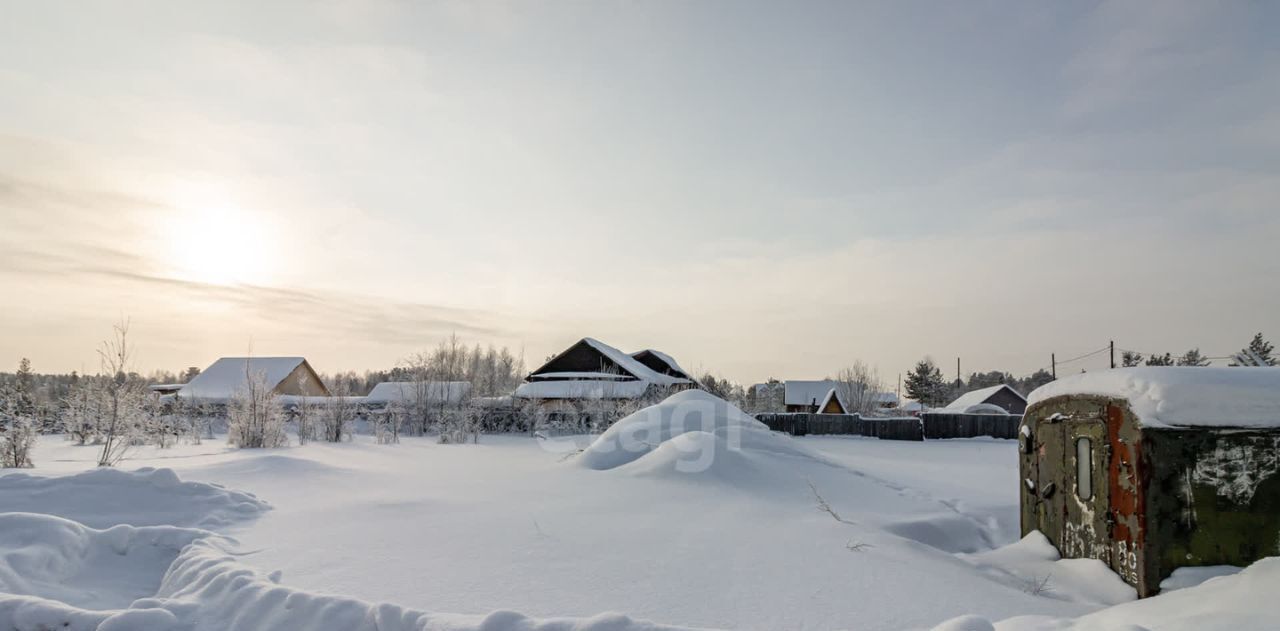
[1177,348,1211,367]
[904,358,948,407]
[1234,333,1276,366]
[1145,353,1174,366]
[1121,351,1144,367]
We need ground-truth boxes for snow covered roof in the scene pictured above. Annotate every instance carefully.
[630,349,694,380]
[531,372,635,381]
[365,381,471,406]
[1027,367,1280,429]
[514,379,650,400]
[177,357,313,401]
[785,380,839,406]
[784,380,895,407]
[578,338,688,386]
[942,384,1025,413]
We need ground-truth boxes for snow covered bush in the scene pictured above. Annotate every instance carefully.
[321,382,355,443]
[374,402,405,444]
[0,414,37,468]
[227,370,288,449]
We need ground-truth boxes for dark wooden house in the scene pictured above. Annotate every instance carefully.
[1020,367,1280,597]
[513,338,695,403]
[944,384,1027,415]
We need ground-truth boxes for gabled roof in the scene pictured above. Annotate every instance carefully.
[530,338,690,387]
[178,357,314,401]
[630,349,694,381]
[817,388,848,414]
[943,384,1026,412]
[365,381,471,406]
[784,380,839,406]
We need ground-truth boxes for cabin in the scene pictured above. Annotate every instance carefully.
[943,384,1027,415]
[1020,367,1280,598]
[176,357,329,403]
[784,380,897,413]
[363,381,472,411]
[513,338,695,404]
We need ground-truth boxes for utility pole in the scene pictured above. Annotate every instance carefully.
[956,357,961,383]
[1110,340,1116,369]
[1051,353,1056,379]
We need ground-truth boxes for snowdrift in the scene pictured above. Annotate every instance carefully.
[0,512,209,611]
[0,535,704,631]
[0,467,269,529]
[577,390,822,478]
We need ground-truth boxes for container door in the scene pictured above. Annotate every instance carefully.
[1058,420,1111,565]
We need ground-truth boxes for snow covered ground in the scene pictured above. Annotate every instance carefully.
[3,392,1277,630]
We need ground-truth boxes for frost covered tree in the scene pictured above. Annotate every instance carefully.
[833,362,886,415]
[376,401,405,444]
[94,321,147,466]
[1232,333,1275,366]
[1144,353,1174,366]
[904,358,948,407]
[227,369,288,449]
[1177,348,1211,367]
[1121,351,1144,368]
[321,381,355,443]
[0,363,38,468]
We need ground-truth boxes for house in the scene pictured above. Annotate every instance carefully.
[514,338,695,403]
[363,381,472,411]
[148,383,185,397]
[942,384,1027,415]
[176,357,329,403]
[1019,367,1280,597]
[784,380,897,413]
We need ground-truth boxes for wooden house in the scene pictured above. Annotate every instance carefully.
[1020,367,1280,597]
[816,388,849,414]
[513,338,695,404]
[943,384,1027,415]
[176,357,329,403]
[783,380,896,413]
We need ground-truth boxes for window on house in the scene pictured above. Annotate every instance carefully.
[1076,437,1093,500]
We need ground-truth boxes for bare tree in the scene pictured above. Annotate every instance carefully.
[321,380,355,443]
[95,320,146,466]
[228,368,288,449]
[833,361,886,416]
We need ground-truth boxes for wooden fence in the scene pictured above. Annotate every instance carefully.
[920,412,1021,439]
[754,413,924,441]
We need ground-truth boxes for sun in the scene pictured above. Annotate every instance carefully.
[163,188,277,286]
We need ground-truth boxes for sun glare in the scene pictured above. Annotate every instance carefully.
[164,188,277,286]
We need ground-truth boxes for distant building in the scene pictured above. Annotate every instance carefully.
[942,384,1027,415]
[148,383,185,396]
[176,357,329,403]
[784,380,897,413]
[514,338,695,404]
[363,381,472,411]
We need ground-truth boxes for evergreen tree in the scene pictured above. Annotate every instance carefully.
[904,358,948,407]
[1145,353,1174,366]
[1121,351,1144,367]
[1177,348,1211,367]
[1233,333,1276,366]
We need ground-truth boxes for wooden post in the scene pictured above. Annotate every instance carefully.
[1052,353,1056,379]
[1110,340,1116,369]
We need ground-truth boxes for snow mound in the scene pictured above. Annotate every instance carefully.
[959,532,1135,607]
[1026,367,1280,428]
[0,467,270,530]
[935,556,1280,630]
[1,537,703,631]
[0,512,210,611]
[577,390,822,474]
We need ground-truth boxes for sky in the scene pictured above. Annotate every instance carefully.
[1,0,1278,386]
